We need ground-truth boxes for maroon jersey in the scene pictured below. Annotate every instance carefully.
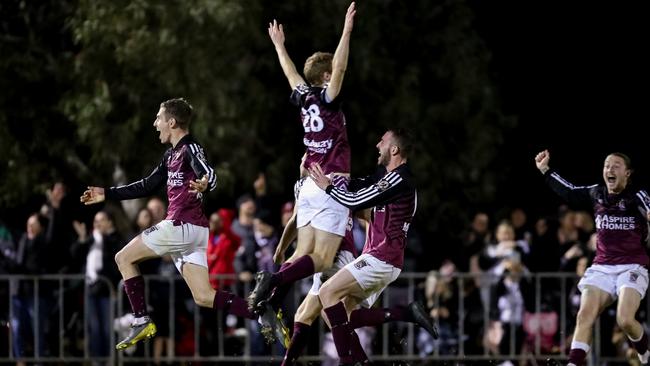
[290,84,350,175]
[324,164,417,268]
[106,135,216,227]
[545,170,650,266]
[340,215,358,257]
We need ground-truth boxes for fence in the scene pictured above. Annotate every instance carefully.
[0,272,646,364]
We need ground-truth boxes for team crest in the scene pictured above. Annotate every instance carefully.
[630,272,639,283]
[354,259,369,270]
[376,179,390,191]
[143,225,158,236]
[618,200,626,210]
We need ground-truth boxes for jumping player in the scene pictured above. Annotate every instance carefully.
[81,98,256,350]
[535,149,650,366]
[249,3,357,314]
[308,129,438,365]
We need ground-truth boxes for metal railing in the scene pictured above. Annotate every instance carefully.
[0,272,645,364]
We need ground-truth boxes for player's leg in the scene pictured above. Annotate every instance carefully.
[181,260,256,319]
[311,228,343,272]
[265,226,317,310]
[249,225,322,310]
[567,285,612,366]
[281,294,323,366]
[319,267,366,365]
[615,266,649,364]
[114,234,159,350]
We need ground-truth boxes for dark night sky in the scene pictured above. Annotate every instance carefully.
[469,1,649,218]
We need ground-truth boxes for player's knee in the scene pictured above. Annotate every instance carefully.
[114,250,129,270]
[192,292,214,308]
[319,283,337,307]
[616,312,637,332]
[576,307,598,327]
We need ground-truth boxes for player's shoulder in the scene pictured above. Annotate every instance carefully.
[294,84,311,95]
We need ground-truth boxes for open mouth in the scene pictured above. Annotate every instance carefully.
[606,176,616,183]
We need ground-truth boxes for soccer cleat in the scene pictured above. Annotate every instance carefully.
[257,302,290,348]
[408,301,438,339]
[248,271,274,313]
[115,317,157,350]
[275,307,291,349]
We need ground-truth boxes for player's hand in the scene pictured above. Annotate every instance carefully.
[308,163,331,190]
[343,2,356,34]
[273,247,285,265]
[80,186,105,205]
[189,175,209,194]
[534,149,550,174]
[268,19,285,46]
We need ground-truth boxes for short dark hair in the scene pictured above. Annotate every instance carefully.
[304,52,333,86]
[161,98,193,130]
[388,128,414,159]
[609,152,632,170]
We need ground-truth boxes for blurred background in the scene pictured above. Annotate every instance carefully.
[0,0,648,364]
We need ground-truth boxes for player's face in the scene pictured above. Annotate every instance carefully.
[376,131,394,166]
[154,107,172,144]
[602,154,630,193]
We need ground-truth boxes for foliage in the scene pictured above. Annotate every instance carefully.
[1,0,517,244]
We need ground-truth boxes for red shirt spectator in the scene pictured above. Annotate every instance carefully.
[207,209,241,290]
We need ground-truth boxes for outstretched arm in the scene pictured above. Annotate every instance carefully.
[325,2,356,102]
[269,19,305,89]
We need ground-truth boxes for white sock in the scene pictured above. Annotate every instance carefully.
[571,340,590,352]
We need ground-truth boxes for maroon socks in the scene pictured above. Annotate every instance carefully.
[124,276,148,318]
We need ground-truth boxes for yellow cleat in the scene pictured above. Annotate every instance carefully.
[276,308,291,349]
[115,318,157,350]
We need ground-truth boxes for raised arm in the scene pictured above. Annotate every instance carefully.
[269,19,305,89]
[325,2,356,102]
[534,149,593,207]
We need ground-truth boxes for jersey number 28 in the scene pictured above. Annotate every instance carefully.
[302,104,324,132]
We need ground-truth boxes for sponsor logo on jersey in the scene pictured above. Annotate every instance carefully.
[168,171,184,187]
[595,214,635,230]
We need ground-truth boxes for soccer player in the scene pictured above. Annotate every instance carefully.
[308,129,438,365]
[534,149,650,366]
[249,3,357,313]
[80,98,256,350]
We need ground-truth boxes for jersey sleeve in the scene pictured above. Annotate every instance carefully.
[186,143,217,192]
[544,170,595,207]
[635,189,650,217]
[326,170,411,211]
[106,154,168,200]
[289,84,310,107]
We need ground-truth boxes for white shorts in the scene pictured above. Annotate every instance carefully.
[344,254,401,308]
[296,176,349,236]
[578,264,649,299]
[309,250,354,294]
[141,220,209,273]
